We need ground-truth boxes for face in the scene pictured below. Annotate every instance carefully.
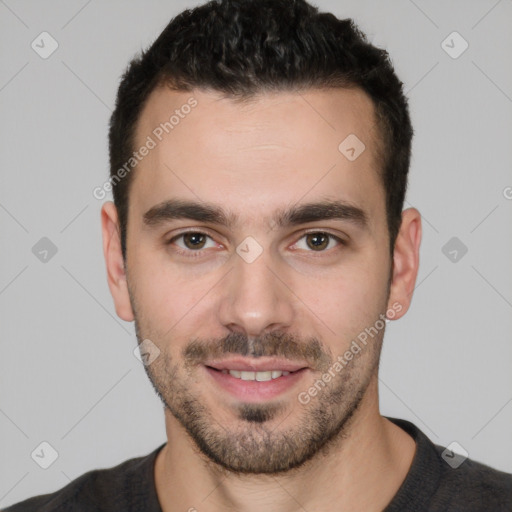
[103,85,419,474]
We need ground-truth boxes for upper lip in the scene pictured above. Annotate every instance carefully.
[205,357,309,372]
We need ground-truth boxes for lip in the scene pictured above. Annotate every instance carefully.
[204,356,309,373]
[204,363,309,402]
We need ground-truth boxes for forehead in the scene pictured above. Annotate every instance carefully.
[130,85,384,229]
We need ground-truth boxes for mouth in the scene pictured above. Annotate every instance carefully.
[203,357,310,402]
[217,369,292,381]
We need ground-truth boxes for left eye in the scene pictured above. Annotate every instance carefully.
[292,232,342,252]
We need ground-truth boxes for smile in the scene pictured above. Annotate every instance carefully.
[204,364,308,402]
[220,369,291,381]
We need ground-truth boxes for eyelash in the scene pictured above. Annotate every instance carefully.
[167,230,345,259]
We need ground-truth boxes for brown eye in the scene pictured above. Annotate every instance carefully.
[292,232,343,253]
[305,232,330,251]
[168,231,217,255]
[182,232,208,249]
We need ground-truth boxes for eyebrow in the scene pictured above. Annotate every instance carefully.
[143,198,368,230]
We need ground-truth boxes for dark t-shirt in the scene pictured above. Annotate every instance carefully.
[3,417,512,511]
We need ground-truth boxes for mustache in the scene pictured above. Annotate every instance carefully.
[182,331,332,371]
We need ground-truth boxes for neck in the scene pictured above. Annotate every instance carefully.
[154,376,416,512]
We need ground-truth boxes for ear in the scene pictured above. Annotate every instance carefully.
[386,207,422,320]
[101,201,134,322]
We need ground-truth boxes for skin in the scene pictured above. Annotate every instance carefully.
[102,85,422,511]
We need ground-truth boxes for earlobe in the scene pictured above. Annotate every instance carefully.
[386,207,422,320]
[101,201,134,322]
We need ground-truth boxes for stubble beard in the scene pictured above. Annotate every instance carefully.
[135,323,383,475]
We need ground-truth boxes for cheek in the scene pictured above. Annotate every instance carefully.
[294,252,390,342]
[129,250,219,334]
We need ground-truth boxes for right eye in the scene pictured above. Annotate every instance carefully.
[167,231,220,258]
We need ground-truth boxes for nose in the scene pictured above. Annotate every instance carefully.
[217,246,296,338]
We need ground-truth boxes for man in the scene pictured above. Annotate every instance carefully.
[5,0,512,510]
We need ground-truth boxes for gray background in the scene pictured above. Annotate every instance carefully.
[1,0,511,507]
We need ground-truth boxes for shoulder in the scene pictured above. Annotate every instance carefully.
[2,469,104,512]
[2,445,164,512]
[385,417,512,511]
[431,444,512,511]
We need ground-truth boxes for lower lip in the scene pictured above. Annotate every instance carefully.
[204,366,309,402]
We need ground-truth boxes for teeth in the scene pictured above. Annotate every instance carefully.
[227,370,291,380]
